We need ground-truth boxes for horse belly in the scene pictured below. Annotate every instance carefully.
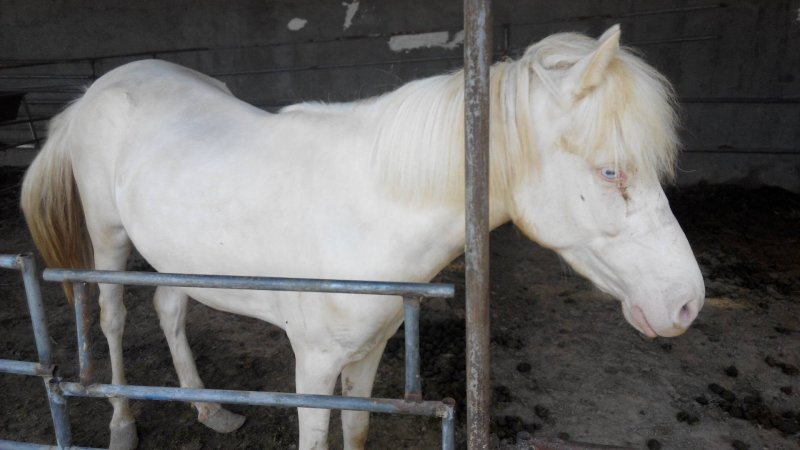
[180,287,288,326]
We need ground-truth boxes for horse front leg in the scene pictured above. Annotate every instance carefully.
[340,340,388,450]
[153,286,245,433]
[294,348,343,450]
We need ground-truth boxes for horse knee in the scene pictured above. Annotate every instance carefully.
[153,287,187,334]
[99,297,127,335]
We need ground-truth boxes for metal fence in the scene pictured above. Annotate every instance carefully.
[0,253,457,449]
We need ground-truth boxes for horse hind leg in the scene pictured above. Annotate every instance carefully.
[93,233,138,450]
[153,286,245,433]
[340,340,387,450]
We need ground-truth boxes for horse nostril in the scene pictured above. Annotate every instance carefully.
[677,300,697,326]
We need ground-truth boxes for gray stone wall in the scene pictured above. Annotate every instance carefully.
[1,0,798,191]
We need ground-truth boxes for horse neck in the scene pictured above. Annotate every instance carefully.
[341,72,517,283]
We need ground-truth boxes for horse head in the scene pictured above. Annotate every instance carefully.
[507,25,705,337]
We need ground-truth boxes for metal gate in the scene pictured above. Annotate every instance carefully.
[0,253,456,449]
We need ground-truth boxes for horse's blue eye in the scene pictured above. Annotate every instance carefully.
[601,168,618,180]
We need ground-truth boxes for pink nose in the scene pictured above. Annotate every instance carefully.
[675,298,700,328]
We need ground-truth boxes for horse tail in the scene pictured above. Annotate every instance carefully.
[20,103,93,303]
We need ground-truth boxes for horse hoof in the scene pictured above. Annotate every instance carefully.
[200,407,246,433]
[109,421,138,450]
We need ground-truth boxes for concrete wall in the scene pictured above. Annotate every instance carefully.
[1,0,798,191]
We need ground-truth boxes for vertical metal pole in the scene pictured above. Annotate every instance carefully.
[403,296,422,401]
[464,0,492,448]
[18,254,52,367]
[441,398,457,450]
[73,282,95,385]
[46,378,73,449]
[17,254,73,449]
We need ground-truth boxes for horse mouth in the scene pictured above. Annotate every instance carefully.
[631,305,658,338]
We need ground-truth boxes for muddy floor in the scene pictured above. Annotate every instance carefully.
[1,166,798,450]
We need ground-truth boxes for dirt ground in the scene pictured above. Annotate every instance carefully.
[1,166,798,450]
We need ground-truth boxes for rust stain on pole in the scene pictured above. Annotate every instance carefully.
[464,0,492,448]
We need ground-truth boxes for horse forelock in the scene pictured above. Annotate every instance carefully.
[526,32,680,183]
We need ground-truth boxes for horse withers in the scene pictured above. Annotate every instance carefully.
[21,25,703,449]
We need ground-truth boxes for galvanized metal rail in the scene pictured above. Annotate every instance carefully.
[0,254,456,449]
[44,268,452,403]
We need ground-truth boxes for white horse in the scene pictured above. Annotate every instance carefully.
[21,25,704,450]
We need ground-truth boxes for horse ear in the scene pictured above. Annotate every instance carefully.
[569,24,621,99]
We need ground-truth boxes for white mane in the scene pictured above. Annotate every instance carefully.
[364,59,537,204]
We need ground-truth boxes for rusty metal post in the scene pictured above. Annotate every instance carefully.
[464,0,492,448]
